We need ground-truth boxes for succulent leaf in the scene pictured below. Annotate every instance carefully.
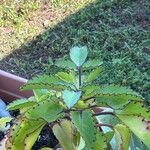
[95,85,142,98]
[21,75,73,90]
[117,115,150,149]
[24,124,44,150]
[97,114,119,126]
[74,100,88,109]
[96,95,134,109]
[0,117,12,132]
[130,133,148,150]
[115,101,150,121]
[56,71,75,83]
[25,99,63,122]
[82,59,103,69]
[33,89,50,101]
[114,124,130,150]
[95,85,143,109]
[52,120,76,150]
[55,58,76,70]
[5,117,45,150]
[71,110,96,150]
[82,85,101,96]
[77,137,85,150]
[7,98,36,110]
[85,68,102,82]
[37,92,51,102]
[114,101,150,149]
[105,131,114,143]
[62,90,81,109]
[70,46,88,67]
[93,131,108,150]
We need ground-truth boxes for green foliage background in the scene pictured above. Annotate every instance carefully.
[0,0,149,101]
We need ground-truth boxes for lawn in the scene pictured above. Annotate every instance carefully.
[0,0,150,102]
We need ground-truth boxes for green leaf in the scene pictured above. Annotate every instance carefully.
[97,114,119,126]
[130,133,144,150]
[95,85,143,109]
[70,46,88,67]
[0,117,12,125]
[40,147,53,150]
[24,124,44,150]
[82,59,103,69]
[114,124,130,150]
[115,101,150,122]
[33,89,50,100]
[25,99,63,122]
[85,68,102,82]
[21,75,73,91]
[73,131,80,148]
[77,137,85,150]
[16,120,44,150]
[82,85,101,96]
[71,110,96,150]
[117,115,150,149]
[53,120,76,150]
[0,117,12,131]
[105,131,114,142]
[40,148,53,150]
[95,85,142,98]
[62,90,81,109]
[37,92,51,102]
[7,98,36,110]
[74,100,88,109]
[93,131,107,150]
[4,117,45,150]
[114,101,150,149]
[96,95,136,110]
[55,58,76,70]
[56,71,75,83]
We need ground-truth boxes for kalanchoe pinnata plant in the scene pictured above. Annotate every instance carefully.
[0,46,150,150]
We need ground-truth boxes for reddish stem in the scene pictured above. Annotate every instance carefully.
[93,111,115,116]
[96,123,113,129]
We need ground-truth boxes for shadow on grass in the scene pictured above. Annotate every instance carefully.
[0,0,150,100]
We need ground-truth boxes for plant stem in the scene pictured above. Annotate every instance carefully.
[78,66,82,87]
[83,96,96,102]
[89,105,98,108]
[96,123,113,129]
[93,111,115,116]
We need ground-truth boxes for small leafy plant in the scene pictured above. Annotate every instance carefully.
[0,46,150,150]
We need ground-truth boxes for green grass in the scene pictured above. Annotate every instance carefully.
[0,0,94,58]
[0,0,150,102]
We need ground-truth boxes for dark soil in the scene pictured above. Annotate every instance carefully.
[32,124,58,150]
[0,132,4,141]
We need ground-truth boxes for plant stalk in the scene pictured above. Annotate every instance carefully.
[93,111,115,116]
[96,123,113,129]
[78,66,82,87]
[83,96,96,102]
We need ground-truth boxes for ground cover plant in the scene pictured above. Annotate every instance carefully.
[0,47,150,150]
[0,0,94,59]
[0,0,149,103]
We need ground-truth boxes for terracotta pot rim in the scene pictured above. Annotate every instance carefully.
[0,69,32,102]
